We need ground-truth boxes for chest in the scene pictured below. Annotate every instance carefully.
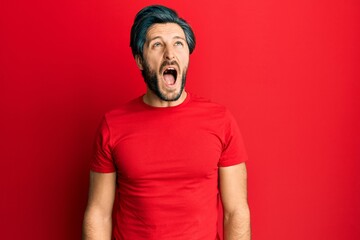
[111,118,223,181]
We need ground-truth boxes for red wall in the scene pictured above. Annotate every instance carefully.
[1,0,359,239]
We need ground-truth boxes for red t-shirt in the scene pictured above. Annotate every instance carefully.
[91,93,247,240]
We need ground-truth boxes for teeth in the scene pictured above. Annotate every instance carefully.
[164,68,176,74]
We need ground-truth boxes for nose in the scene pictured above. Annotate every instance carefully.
[164,46,175,60]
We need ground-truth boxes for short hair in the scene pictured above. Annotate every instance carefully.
[130,5,196,58]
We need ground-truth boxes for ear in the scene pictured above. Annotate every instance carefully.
[135,55,144,70]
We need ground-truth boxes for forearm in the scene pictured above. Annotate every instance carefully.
[83,209,112,240]
[223,206,251,240]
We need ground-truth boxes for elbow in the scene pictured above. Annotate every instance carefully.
[224,203,250,223]
[223,205,251,240]
[83,207,113,239]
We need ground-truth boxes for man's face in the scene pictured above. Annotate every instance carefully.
[137,23,190,101]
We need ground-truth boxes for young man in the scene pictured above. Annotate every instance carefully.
[83,5,251,240]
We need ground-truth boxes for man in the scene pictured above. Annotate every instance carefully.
[83,5,250,240]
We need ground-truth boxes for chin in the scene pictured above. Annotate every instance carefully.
[158,90,183,102]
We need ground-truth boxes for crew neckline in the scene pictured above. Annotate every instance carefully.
[139,92,192,110]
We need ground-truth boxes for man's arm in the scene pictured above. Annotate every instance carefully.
[83,171,116,240]
[219,163,251,240]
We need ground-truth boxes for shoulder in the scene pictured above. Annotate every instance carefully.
[103,96,144,120]
[189,93,227,110]
[188,93,230,117]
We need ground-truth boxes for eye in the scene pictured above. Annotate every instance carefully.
[153,42,162,48]
[175,41,184,47]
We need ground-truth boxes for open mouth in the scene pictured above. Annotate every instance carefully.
[163,67,178,86]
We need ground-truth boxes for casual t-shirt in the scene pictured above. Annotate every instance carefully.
[91,93,248,240]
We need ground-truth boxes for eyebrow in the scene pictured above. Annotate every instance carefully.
[173,36,186,41]
[148,35,186,43]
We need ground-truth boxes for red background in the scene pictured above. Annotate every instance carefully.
[1,0,359,239]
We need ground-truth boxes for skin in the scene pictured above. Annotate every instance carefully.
[220,163,251,240]
[83,172,116,240]
[135,23,189,107]
[83,23,251,240]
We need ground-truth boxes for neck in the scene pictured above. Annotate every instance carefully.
[143,90,187,107]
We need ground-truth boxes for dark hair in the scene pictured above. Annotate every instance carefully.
[130,5,196,58]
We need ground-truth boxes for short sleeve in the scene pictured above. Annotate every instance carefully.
[218,110,248,167]
[90,116,116,173]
